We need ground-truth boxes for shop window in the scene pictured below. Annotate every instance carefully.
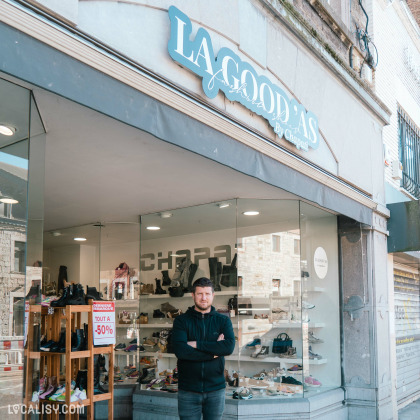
[14,241,26,273]
[398,107,420,199]
[272,234,281,252]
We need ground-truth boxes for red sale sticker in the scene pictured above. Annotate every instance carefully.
[92,301,116,345]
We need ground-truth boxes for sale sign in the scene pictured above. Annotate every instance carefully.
[92,301,116,345]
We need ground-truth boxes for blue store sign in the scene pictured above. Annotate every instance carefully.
[168,6,320,151]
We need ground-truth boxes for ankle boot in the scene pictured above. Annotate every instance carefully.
[161,271,171,286]
[154,278,166,295]
[50,331,66,353]
[71,329,85,352]
[83,323,89,350]
[208,257,218,286]
[85,286,104,303]
[51,285,72,307]
[68,284,86,305]
[98,354,107,372]
[76,370,88,391]
[215,262,222,291]
[94,356,106,394]
[186,263,198,292]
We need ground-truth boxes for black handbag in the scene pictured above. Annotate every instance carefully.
[272,333,293,354]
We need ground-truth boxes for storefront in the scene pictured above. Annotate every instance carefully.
[0,1,394,419]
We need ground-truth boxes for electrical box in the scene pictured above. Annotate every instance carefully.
[392,160,403,180]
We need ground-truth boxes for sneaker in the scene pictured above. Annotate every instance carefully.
[143,338,156,348]
[287,364,302,372]
[266,386,281,396]
[31,391,39,402]
[115,343,126,351]
[252,369,267,380]
[48,385,65,401]
[308,346,322,360]
[305,376,322,387]
[71,388,87,401]
[140,368,156,384]
[302,301,315,309]
[129,338,137,344]
[56,389,75,402]
[150,378,166,390]
[282,376,303,385]
[246,337,261,347]
[308,331,323,344]
[251,345,269,358]
[124,344,138,352]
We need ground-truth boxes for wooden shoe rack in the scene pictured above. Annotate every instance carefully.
[24,300,114,419]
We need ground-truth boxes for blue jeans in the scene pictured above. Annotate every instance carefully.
[178,388,226,420]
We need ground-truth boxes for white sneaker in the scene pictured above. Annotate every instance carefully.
[71,388,87,402]
[31,391,39,402]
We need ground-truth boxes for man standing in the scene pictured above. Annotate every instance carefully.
[173,277,235,420]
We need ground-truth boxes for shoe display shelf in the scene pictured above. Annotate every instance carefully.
[24,301,115,420]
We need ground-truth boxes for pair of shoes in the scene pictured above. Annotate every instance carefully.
[251,345,269,358]
[282,376,303,385]
[153,309,165,318]
[233,387,252,400]
[287,364,302,372]
[166,309,182,319]
[50,284,87,307]
[115,343,126,351]
[246,337,261,347]
[305,376,322,387]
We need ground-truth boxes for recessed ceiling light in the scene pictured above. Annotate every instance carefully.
[217,203,230,208]
[160,212,173,218]
[74,237,87,241]
[0,125,16,136]
[243,211,260,216]
[51,231,62,237]
[146,226,160,231]
[0,197,18,204]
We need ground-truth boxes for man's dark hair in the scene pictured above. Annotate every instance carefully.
[192,277,214,293]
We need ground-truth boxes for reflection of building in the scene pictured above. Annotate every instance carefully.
[238,231,300,297]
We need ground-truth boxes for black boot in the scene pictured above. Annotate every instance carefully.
[68,284,86,305]
[208,257,218,290]
[83,323,89,350]
[33,324,40,352]
[51,285,72,307]
[50,331,66,353]
[94,356,106,394]
[186,263,198,292]
[76,370,88,391]
[85,286,104,303]
[154,278,166,295]
[215,262,222,291]
[57,265,68,295]
[71,329,85,352]
[98,354,107,372]
[26,284,41,303]
[161,271,171,286]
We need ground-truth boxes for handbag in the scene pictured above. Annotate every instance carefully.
[272,333,293,354]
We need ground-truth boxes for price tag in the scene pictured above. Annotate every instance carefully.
[92,301,116,345]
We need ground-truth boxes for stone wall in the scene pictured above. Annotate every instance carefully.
[406,0,420,26]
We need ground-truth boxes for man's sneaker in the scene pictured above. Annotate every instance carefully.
[287,364,302,372]
[308,346,322,360]
[302,301,315,309]
[305,376,322,387]
[140,368,156,384]
[308,331,323,344]
[124,344,138,352]
[115,343,126,351]
[246,337,261,347]
[282,376,303,385]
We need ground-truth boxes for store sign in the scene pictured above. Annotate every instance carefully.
[168,6,320,152]
[92,301,116,345]
[314,247,328,279]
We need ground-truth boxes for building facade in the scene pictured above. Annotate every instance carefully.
[0,0,414,419]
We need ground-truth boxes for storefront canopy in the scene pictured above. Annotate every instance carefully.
[0,21,373,225]
[387,200,420,253]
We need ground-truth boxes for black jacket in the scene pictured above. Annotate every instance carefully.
[172,306,235,393]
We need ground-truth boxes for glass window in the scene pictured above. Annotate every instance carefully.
[294,239,300,255]
[272,234,281,252]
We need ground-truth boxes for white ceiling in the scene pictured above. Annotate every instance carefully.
[33,88,300,233]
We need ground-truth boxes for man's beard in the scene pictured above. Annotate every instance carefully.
[195,302,211,311]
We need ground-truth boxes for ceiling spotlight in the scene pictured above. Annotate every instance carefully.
[51,231,62,237]
[217,203,230,209]
[74,237,87,241]
[243,211,260,216]
[0,125,16,136]
[146,226,160,231]
[0,197,18,204]
[160,212,173,219]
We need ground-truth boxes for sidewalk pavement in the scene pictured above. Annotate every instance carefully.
[398,398,420,420]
